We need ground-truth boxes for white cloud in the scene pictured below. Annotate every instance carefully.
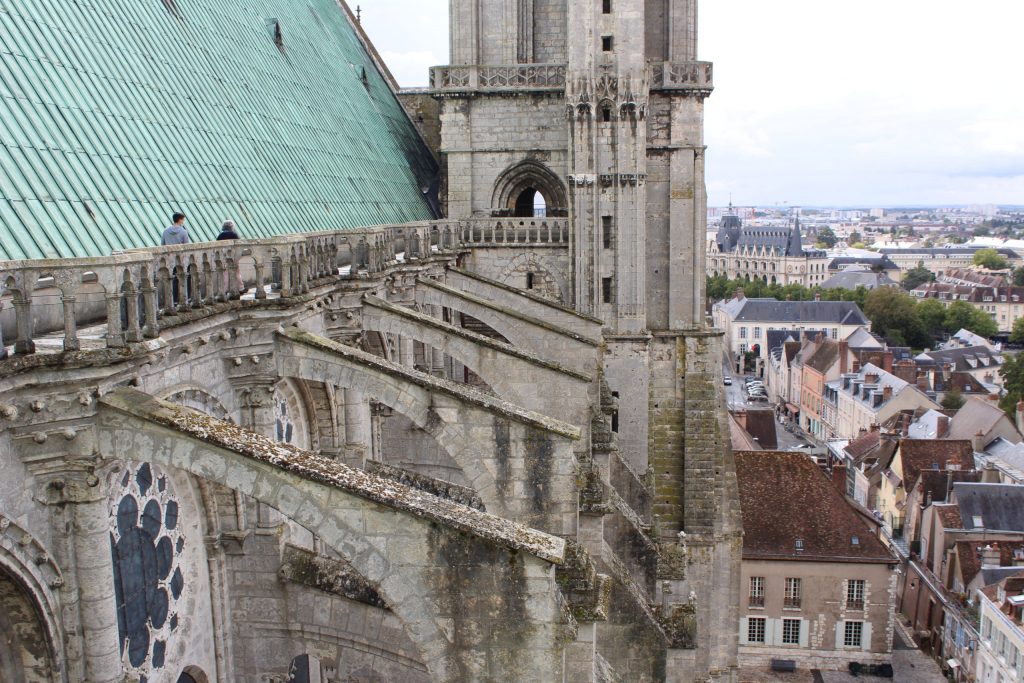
[361,0,1024,206]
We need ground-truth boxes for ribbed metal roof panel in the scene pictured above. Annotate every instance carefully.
[0,0,437,259]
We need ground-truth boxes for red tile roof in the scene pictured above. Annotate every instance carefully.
[954,540,1024,587]
[897,440,974,492]
[734,451,894,563]
[935,504,964,530]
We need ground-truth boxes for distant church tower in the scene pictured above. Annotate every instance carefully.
[432,2,739,681]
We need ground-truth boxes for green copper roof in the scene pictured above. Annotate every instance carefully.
[0,0,438,260]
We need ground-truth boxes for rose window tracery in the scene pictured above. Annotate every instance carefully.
[109,462,185,680]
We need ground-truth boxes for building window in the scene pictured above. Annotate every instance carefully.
[739,327,748,339]
[748,617,766,644]
[601,106,612,122]
[601,35,613,52]
[610,391,619,433]
[739,343,747,354]
[602,216,614,248]
[602,277,613,304]
[602,0,611,13]
[782,618,801,645]
[843,620,864,648]
[753,326,762,339]
[784,578,801,608]
[846,580,865,610]
[749,576,764,607]
[526,272,534,289]
[831,328,838,339]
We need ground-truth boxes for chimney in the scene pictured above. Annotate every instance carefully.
[973,429,986,453]
[881,351,894,373]
[893,360,916,383]
[839,341,849,375]
[882,386,893,401]
[980,544,1001,567]
[815,292,822,302]
[936,415,950,439]
[832,463,848,493]
[988,393,1000,403]
[916,370,930,393]
[865,372,880,384]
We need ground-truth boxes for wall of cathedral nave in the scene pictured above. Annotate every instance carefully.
[459,247,572,303]
[221,526,430,683]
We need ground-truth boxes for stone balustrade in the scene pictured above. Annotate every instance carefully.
[458,217,570,246]
[430,64,567,93]
[0,221,464,356]
[648,61,714,93]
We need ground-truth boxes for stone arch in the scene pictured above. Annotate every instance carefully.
[491,160,568,218]
[98,392,568,683]
[495,252,568,303]
[177,667,209,683]
[162,385,231,422]
[275,330,580,534]
[273,378,314,451]
[0,561,60,683]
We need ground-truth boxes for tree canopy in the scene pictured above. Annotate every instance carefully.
[863,288,928,348]
[944,300,999,339]
[901,264,936,291]
[973,248,1010,270]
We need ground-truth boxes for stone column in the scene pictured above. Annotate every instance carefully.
[41,470,122,683]
[344,388,371,459]
[398,335,415,369]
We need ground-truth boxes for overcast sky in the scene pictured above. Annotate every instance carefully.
[360,1,1024,208]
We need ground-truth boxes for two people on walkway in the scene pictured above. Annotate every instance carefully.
[160,212,245,299]
[160,212,240,245]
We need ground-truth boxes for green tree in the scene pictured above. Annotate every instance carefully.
[1011,316,1024,344]
[901,264,936,291]
[943,300,998,338]
[849,231,862,245]
[973,248,1010,270]
[1013,268,1024,286]
[940,388,966,410]
[816,226,838,248]
[999,353,1024,418]
[975,226,991,237]
[863,287,928,348]
[917,298,947,341]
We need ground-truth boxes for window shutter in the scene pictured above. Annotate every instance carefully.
[835,621,845,648]
[861,622,873,652]
[740,617,749,646]
[771,618,783,647]
[799,619,809,648]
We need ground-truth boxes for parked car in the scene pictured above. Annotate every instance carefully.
[723,377,733,386]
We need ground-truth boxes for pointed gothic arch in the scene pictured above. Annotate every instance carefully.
[491,160,568,217]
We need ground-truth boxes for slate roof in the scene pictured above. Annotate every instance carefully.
[828,256,900,272]
[805,338,840,374]
[721,299,869,325]
[0,0,437,259]
[946,397,1015,443]
[880,247,1021,258]
[916,347,1003,374]
[716,213,806,257]
[734,450,894,563]
[916,470,981,505]
[820,268,899,291]
[953,483,1024,532]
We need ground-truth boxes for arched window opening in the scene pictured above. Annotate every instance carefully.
[513,187,547,217]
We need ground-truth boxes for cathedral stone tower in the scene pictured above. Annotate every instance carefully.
[432,2,740,680]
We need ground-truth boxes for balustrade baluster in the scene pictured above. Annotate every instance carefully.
[104,291,124,348]
[188,265,201,309]
[60,290,80,352]
[252,259,266,299]
[12,293,34,354]
[280,258,292,297]
[141,276,159,338]
[124,286,142,343]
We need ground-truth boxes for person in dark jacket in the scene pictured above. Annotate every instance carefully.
[216,219,244,293]
[216,219,239,240]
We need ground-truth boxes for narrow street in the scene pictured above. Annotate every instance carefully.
[723,365,817,452]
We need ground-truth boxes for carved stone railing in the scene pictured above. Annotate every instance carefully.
[458,218,570,246]
[648,61,714,93]
[0,221,465,356]
[430,64,567,93]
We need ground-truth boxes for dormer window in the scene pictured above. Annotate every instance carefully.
[795,538,804,551]
[973,515,984,527]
